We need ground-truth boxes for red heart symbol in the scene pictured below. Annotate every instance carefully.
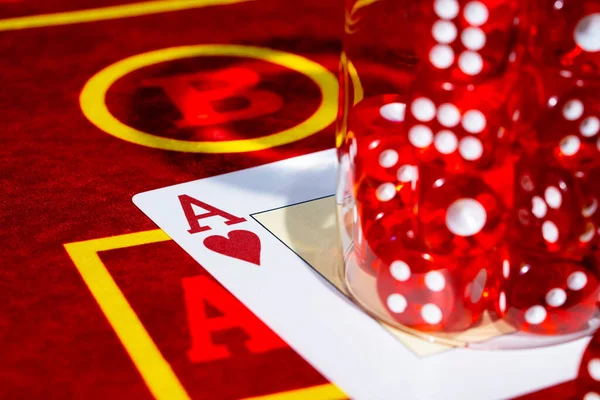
[203,230,261,266]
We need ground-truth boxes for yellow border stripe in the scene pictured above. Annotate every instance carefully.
[243,384,346,400]
[65,229,348,399]
[0,0,254,31]
[64,229,189,400]
[72,228,171,252]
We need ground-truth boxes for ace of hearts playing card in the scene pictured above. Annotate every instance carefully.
[133,149,589,400]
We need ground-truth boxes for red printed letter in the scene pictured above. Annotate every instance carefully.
[144,67,283,128]
[182,275,286,363]
[178,194,246,234]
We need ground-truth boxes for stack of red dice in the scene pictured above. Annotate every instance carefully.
[343,0,600,338]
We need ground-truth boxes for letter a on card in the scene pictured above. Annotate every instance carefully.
[178,194,246,234]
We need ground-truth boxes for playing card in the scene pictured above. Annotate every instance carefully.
[133,149,589,400]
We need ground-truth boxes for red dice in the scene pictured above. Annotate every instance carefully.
[401,77,519,173]
[532,0,600,77]
[514,160,596,256]
[412,0,522,81]
[418,165,508,255]
[376,250,494,331]
[348,96,424,273]
[341,0,600,340]
[537,86,600,173]
[503,250,600,334]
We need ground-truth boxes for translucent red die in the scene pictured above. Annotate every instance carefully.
[400,77,518,173]
[376,249,495,331]
[537,87,600,173]
[418,166,508,255]
[412,0,522,81]
[503,250,600,334]
[532,0,600,77]
[513,159,597,256]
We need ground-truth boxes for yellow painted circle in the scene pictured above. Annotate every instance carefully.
[80,45,339,153]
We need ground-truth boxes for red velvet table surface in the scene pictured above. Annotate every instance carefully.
[0,1,577,398]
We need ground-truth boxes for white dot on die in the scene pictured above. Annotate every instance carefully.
[429,44,455,69]
[432,20,458,44]
[574,13,600,53]
[470,269,487,303]
[397,164,419,183]
[567,271,588,291]
[544,186,563,209]
[525,305,547,325]
[387,294,408,314]
[411,97,437,122]
[584,392,600,400]
[425,271,446,292]
[376,183,396,202]
[437,103,461,127]
[445,198,487,237]
[421,304,443,325]
[583,199,598,218]
[545,288,567,307]
[560,69,572,78]
[499,292,506,312]
[409,125,434,148]
[390,260,411,282]
[461,109,487,133]
[380,102,406,122]
[503,259,510,279]
[581,116,600,137]
[461,27,486,50]
[560,135,581,156]
[459,136,484,161]
[542,220,559,243]
[434,130,458,154]
[580,223,595,243]
[521,174,534,192]
[532,196,548,219]
[434,0,459,20]
[512,109,521,122]
[458,51,483,75]
[589,358,600,381]
[464,1,489,27]
[563,99,584,121]
[379,149,399,168]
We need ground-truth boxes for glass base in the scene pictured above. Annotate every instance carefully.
[335,192,599,350]
[342,246,599,350]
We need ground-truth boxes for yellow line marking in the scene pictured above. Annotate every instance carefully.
[65,228,347,399]
[80,45,338,153]
[336,53,363,148]
[64,229,189,400]
[0,0,254,31]
[345,0,383,34]
[243,384,347,400]
[347,59,363,105]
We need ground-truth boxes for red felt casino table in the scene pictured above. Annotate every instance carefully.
[0,1,582,398]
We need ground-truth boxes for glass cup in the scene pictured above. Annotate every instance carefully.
[336,0,600,349]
